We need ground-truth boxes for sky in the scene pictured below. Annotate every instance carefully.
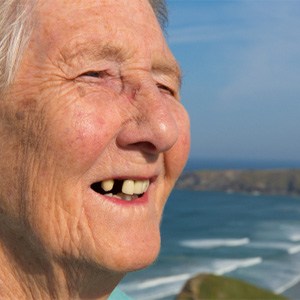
[166,0,300,163]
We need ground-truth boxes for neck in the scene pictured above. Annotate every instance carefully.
[0,217,124,299]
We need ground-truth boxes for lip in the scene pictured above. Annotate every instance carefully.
[97,190,150,206]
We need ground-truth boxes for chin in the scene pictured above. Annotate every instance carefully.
[108,235,161,273]
[75,210,162,273]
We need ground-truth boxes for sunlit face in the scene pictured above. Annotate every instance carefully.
[0,0,190,272]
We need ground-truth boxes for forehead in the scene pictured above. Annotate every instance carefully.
[37,0,156,29]
[34,0,171,58]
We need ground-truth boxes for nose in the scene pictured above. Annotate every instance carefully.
[116,87,179,155]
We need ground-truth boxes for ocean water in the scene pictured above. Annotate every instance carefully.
[120,189,300,300]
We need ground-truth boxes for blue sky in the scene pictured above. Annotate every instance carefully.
[166,0,300,162]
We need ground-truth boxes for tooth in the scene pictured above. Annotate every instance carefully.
[116,193,133,201]
[122,180,134,195]
[123,195,133,201]
[142,180,150,193]
[134,180,144,194]
[101,179,114,192]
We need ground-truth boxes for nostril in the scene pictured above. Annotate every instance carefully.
[131,141,157,154]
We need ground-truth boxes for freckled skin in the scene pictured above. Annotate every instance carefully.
[0,0,190,299]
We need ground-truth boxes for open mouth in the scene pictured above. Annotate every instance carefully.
[91,179,150,201]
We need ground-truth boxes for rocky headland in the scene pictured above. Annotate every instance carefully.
[176,169,300,196]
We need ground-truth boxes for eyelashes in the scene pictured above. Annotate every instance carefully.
[156,83,176,97]
[79,70,110,79]
[77,70,177,99]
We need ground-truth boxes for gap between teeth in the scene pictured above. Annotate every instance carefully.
[101,179,150,195]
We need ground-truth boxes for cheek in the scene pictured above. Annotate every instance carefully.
[51,109,118,171]
[177,107,191,164]
[177,104,191,152]
[165,105,190,181]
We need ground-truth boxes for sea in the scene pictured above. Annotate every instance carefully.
[119,160,300,300]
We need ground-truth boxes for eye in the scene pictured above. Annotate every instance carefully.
[76,69,123,93]
[79,70,109,78]
[157,83,176,97]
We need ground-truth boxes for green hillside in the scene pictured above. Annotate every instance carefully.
[176,274,287,300]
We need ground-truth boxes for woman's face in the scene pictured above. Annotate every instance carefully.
[0,0,190,272]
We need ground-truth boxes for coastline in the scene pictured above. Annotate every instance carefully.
[176,169,300,196]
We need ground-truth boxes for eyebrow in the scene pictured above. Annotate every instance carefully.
[93,44,129,62]
[63,42,129,64]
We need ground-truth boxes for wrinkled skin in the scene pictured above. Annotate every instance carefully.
[0,0,190,298]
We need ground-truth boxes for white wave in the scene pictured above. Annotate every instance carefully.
[121,273,193,293]
[135,273,191,290]
[275,275,300,294]
[288,245,300,254]
[248,241,293,251]
[289,234,300,242]
[180,238,250,249]
[120,275,192,300]
[248,241,300,255]
[214,257,263,275]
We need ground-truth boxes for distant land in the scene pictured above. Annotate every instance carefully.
[176,169,300,196]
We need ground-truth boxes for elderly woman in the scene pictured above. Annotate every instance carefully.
[0,0,190,299]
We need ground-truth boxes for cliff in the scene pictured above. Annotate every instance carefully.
[175,169,300,196]
[176,274,287,300]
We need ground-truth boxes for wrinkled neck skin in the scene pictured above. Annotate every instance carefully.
[0,217,123,299]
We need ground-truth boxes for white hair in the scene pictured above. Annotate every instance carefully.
[0,0,168,92]
[0,0,34,92]
[149,0,168,30]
